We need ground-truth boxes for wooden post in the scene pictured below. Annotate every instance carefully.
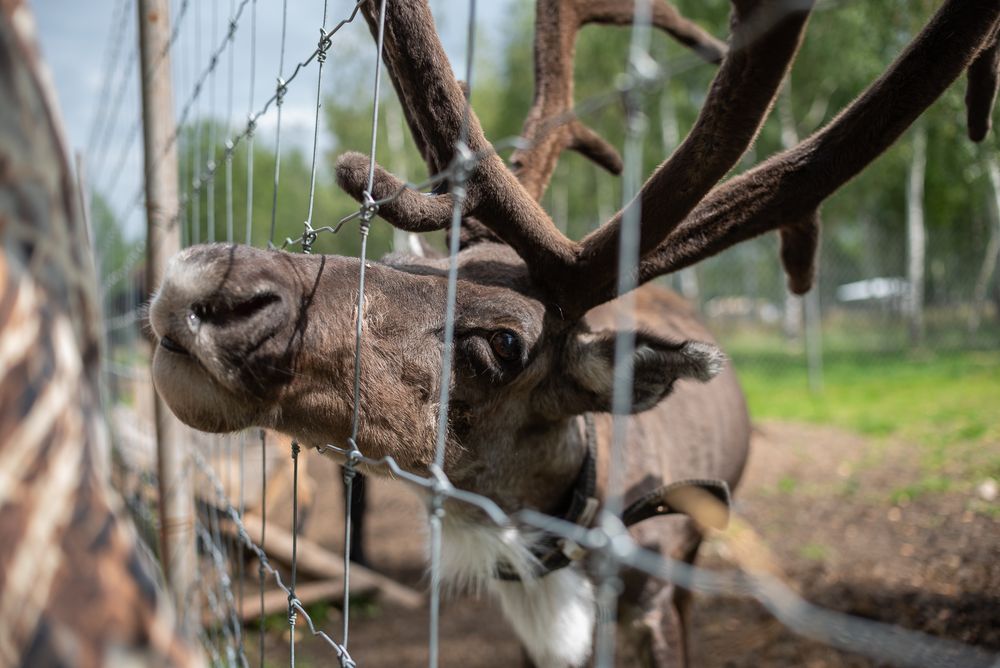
[137,0,196,628]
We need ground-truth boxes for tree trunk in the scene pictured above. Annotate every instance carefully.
[906,125,928,347]
[969,156,1000,332]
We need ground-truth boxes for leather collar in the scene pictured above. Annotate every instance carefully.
[495,414,731,581]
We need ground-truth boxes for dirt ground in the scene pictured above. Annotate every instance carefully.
[242,421,999,667]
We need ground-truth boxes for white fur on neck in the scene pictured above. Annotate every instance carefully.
[440,515,596,667]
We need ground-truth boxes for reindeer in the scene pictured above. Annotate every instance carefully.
[148,0,1000,665]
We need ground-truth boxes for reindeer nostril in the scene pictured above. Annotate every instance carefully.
[231,293,281,320]
[191,293,282,328]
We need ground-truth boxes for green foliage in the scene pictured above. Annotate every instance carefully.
[797,542,830,561]
[177,120,397,258]
[92,191,138,283]
[776,475,799,494]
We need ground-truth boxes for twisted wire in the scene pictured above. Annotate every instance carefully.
[97,2,1000,667]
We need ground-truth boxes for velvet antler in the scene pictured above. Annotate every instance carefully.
[337,0,998,319]
[338,0,813,318]
[779,214,820,295]
[336,0,576,271]
[636,0,1000,286]
[510,0,728,201]
[966,22,1000,142]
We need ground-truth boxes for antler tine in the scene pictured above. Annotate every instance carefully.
[773,81,820,294]
[354,1,476,177]
[779,213,820,295]
[337,0,578,265]
[579,1,728,63]
[636,0,1000,289]
[337,1,815,319]
[511,0,728,202]
[522,0,815,316]
[966,23,1000,142]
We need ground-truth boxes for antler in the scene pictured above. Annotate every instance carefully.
[338,0,999,319]
[634,0,1000,288]
[966,21,1000,142]
[510,0,728,201]
[337,1,554,226]
[338,0,813,318]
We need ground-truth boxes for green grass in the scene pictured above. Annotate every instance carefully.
[726,347,1000,495]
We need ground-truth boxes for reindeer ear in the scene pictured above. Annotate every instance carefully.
[557,330,725,415]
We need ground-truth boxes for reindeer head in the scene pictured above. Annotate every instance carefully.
[150,236,723,478]
[151,0,999,491]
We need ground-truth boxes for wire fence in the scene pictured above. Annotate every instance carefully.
[86,1,1000,667]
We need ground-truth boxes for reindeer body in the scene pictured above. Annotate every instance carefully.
[435,276,749,668]
[148,0,1000,666]
[438,286,750,668]
[152,241,747,666]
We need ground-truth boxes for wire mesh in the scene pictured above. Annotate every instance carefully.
[87,1,1000,667]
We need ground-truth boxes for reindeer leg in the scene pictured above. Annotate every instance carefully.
[658,591,689,668]
[624,520,702,668]
[670,538,704,667]
[294,454,314,536]
[342,469,369,566]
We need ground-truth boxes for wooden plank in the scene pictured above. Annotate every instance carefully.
[222,513,424,610]
[235,579,350,623]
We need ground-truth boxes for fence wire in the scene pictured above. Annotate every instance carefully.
[87,1,1000,667]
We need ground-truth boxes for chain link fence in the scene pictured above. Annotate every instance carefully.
[86,0,999,666]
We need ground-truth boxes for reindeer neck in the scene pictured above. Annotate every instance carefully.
[448,414,589,519]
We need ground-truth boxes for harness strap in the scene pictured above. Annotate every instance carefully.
[620,477,731,531]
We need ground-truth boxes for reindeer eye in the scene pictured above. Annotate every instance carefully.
[489,330,521,362]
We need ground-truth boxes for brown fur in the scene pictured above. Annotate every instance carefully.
[642,0,1000,280]
[148,1,1000,665]
[966,22,1000,142]
[337,1,1000,314]
[779,211,820,295]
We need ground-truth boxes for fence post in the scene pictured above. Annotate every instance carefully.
[137,0,196,628]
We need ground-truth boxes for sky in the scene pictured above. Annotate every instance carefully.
[31,0,515,238]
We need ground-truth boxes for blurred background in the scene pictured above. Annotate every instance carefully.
[29,0,999,664]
